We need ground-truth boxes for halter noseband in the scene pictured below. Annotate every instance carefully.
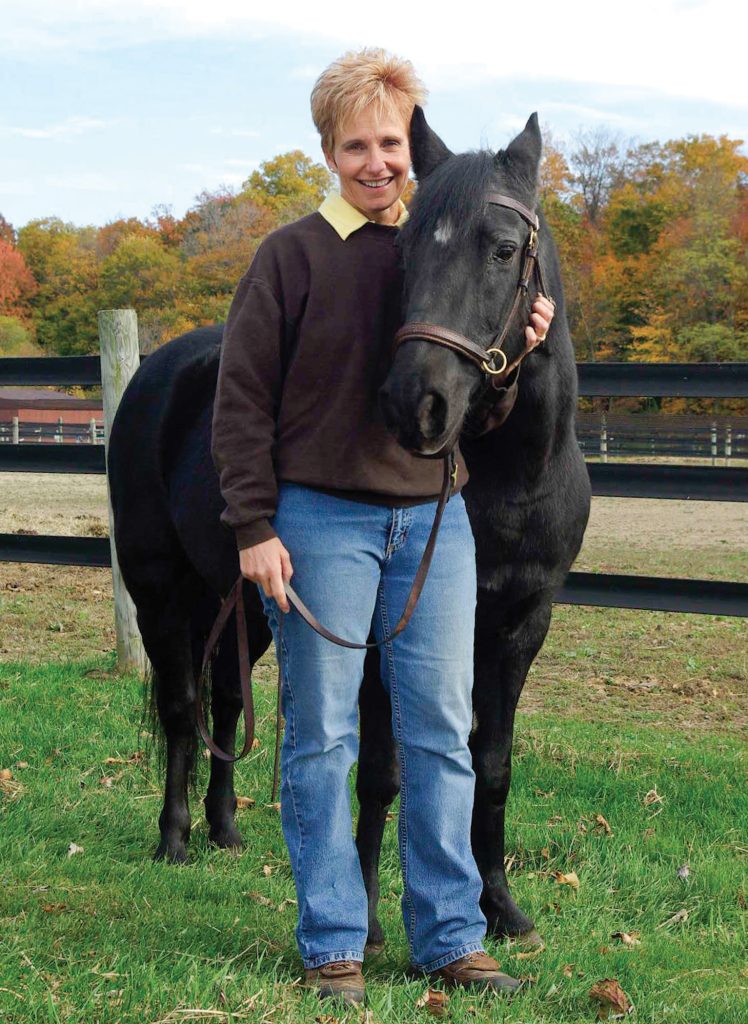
[392,192,551,389]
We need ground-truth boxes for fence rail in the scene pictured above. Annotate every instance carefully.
[1,355,747,617]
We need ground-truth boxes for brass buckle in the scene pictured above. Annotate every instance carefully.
[450,461,459,490]
[481,347,508,376]
[528,227,538,251]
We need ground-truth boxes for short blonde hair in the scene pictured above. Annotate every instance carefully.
[311,47,427,154]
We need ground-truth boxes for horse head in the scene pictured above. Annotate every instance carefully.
[379,108,544,456]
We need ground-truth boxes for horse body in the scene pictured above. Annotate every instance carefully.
[108,327,270,861]
[108,110,589,947]
[365,111,591,942]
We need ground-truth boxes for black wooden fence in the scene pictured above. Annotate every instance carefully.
[1,356,747,616]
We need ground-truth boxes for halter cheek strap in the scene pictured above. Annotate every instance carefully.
[392,192,552,388]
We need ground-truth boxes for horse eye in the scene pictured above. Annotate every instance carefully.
[489,245,516,265]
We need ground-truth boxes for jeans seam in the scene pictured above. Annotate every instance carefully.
[304,950,365,970]
[279,624,311,957]
[418,942,487,974]
[378,587,417,952]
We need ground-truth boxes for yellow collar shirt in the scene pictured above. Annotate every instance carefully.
[318,191,409,241]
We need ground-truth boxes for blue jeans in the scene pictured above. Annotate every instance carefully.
[259,483,486,971]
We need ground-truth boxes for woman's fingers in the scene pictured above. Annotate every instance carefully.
[239,539,292,613]
[528,297,555,345]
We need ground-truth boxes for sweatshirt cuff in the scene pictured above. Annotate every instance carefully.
[235,519,277,551]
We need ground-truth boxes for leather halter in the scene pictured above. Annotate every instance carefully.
[393,192,551,404]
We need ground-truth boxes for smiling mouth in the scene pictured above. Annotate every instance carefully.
[359,177,394,189]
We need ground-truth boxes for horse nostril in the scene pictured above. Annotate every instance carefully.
[416,390,447,440]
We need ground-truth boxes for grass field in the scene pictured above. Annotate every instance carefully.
[1,474,747,1021]
[1,658,747,1024]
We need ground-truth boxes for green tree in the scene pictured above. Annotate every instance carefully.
[242,151,332,223]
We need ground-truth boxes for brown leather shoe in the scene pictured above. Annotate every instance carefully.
[303,960,365,1004]
[429,951,522,993]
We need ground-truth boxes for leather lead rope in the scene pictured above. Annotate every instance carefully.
[197,452,457,800]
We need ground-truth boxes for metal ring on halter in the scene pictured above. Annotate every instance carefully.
[481,347,508,376]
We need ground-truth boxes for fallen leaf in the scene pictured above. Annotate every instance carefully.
[513,946,545,960]
[251,737,261,749]
[42,903,68,914]
[236,796,255,809]
[99,771,124,788]
[67,842,84,857]
[540,846,550,860]
[244,891,273,907]
[15,761,29,769]
[0,769,23,799]
[611,931,641,947]
[385,812,395,821]
[553,871,580,891]
[266,802,281,811]
[677,864,690,879]
[314,1016,339,1024]
[643,787,664,806]
[415,988,449,1016]
[563,963,575,978]
[547,815,563,826]
[657,908,688,929]
[589,979,633,1019]
[594,814,613,836]
[278,898,297,912]
[262,864,273,877]
[104,752,143,765]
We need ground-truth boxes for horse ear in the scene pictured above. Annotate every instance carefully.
[409,105,453,180]
[500,112,542,183]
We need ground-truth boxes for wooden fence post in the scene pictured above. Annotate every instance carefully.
[98,309,148,676]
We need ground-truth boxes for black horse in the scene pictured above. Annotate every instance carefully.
[107,110,590,947]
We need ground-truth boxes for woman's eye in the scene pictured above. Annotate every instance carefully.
[489,245,516,264]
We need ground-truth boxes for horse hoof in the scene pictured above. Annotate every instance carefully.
[209,827,243,852]
[153,840,188,864]
[509,928,545,951]
[364,941,386,959]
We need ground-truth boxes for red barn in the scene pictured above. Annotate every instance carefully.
[0,387,103,443]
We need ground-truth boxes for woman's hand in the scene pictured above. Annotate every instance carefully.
[239,538,294,613]
[526,295,555,347]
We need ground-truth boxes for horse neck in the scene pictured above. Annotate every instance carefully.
[466,338,578,486]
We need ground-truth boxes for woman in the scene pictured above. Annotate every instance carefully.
[212,48,554,1005]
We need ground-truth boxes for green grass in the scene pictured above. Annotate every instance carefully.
[1,656,747,1023]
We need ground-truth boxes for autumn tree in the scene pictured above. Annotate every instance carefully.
[241,151,333,223]
[0,238,37,319]
[16,218,99,354]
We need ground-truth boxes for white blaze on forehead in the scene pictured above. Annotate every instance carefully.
[434,218,453,245]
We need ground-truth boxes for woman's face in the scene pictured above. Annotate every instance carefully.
[325,107,411,225]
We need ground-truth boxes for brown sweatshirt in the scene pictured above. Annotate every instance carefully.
[211,209,468,550]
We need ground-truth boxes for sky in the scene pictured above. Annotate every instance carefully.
[2,0,746,231]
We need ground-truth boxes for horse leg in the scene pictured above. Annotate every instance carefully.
[470,585,553,943]
[137,593,199,864]
[356,648,399,956]
[201,612,245,850]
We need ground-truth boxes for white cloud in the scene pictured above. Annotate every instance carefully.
[209,127,261,138]
[5,1,748,112]
[44,172,118,191]
[223,159,259,168]
[2,116,108,140]
[0,179,35,195]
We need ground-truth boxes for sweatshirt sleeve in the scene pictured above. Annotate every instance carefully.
[211,268,285,551]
